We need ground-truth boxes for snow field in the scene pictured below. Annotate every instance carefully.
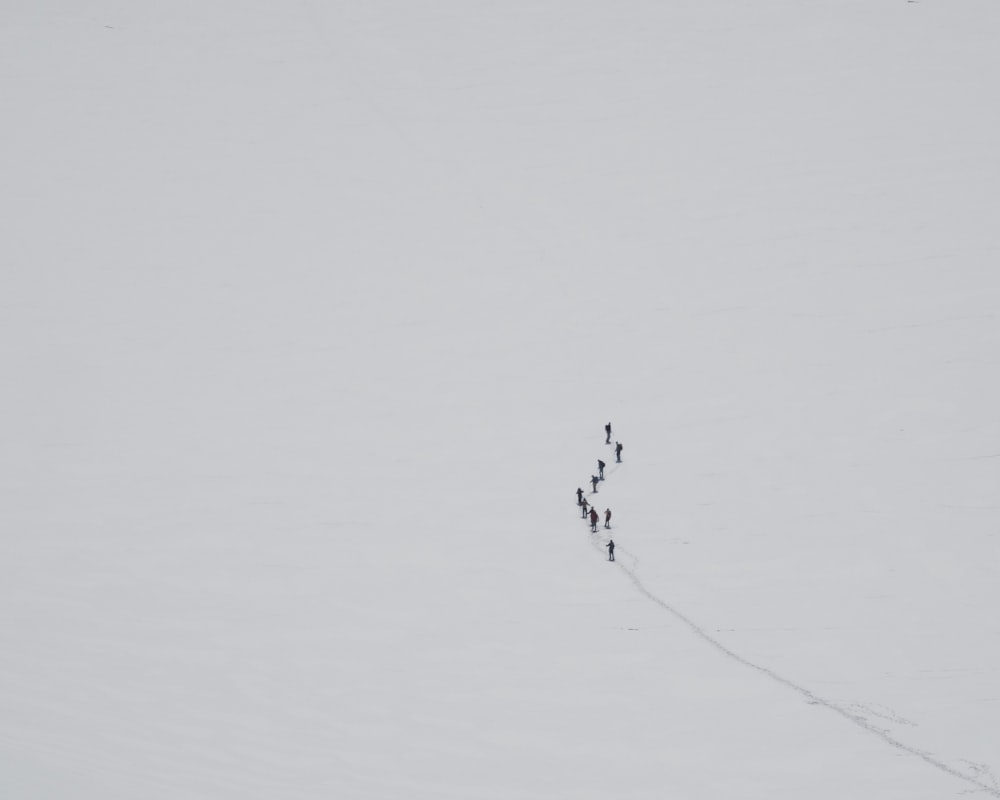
[2,1,999,797]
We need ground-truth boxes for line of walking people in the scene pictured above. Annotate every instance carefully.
[576,421,624,561]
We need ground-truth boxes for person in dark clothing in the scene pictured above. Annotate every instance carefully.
[606,539,615,561]
[615,441,623,463]
[591,475,599,493]
[581,498,589,518]
[598,460,605,480]
[605,422,612,444]
[576,487,584,506]
[589,507,599,532]
[604,508,612,529]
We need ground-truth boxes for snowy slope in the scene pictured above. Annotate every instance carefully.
[2,1,999,797]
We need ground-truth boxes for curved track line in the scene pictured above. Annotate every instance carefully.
[593,535,1000,798]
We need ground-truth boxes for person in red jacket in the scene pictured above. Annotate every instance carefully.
[589,507,599,532]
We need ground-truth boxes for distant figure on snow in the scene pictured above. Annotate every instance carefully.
[581,498,589,518]
[604,508,612,529]
[591,475,599,493]
[606,539,615,561]
[576,487,584,506]
[589,507,599,532]
[615,441,623,463]
[598,460,605,480]
[605,422,612,444]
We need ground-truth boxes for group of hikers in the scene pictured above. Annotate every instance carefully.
[576,422,624,561]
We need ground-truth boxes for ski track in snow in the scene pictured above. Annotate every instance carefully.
[587,528,1000,797]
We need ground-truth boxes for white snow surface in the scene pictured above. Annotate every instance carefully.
[2,1,999,797]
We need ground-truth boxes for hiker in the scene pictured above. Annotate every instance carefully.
[604,508,611,529]
[581,498,589,518]
[591,475,599,493]
[589,507,599,532]
[598,459,605,480]
[615,441,623,463]
[606,539,615,561]
[576,487,584,506]
[605,422,612,444]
